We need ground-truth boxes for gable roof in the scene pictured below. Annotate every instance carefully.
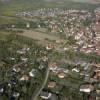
[40,91,52,99]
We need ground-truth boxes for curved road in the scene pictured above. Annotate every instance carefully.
[31,67,50,100]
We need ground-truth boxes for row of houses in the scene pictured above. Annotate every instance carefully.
[17,8,99,56]
[40,58,100,100]
[46,9,99,56]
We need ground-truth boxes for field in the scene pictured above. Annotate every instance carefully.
[0,0,99,26]
[0,31,10,40]
[0,0,99,27]
[19,29,61,41]
[0,0,99,16]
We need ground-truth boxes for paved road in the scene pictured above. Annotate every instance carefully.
[31,67,50,100]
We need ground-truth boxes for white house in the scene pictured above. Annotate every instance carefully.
[40,91,52,99]
[80,84,94,93]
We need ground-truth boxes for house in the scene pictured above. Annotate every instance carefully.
[63,69,69,74]
[26,23,30,28]
[8,83,12,88]
[48,81,56,88]
[63,47,69,51]
[11,25,15,28]
[94,71,100,79]
[39,64,45,70]
[41,56,48,62]
[57,72,65,79]
[29,69,37,77]
[12,61,27,73]
[46,43,54,50]
[16,50,26,54]
[22,47,30,51]
[13,66,21,73]
[94,64,100,68]
[0,87,4,94]
[19,75,29,81]
[13,92,20,98]
[40,91,52,99]
[49,62,58,71]
[72,67,80,73]
[20,57,28,62]
[10,57,16,61]
[80,84,94,93]
[90,78,98,83]
[80,70,85,76]
[56,68,69,74]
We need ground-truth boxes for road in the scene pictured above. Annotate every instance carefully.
[31,67,50,100]
[14,29,60,100]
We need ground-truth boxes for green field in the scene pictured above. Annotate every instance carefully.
[0,31,10,40]
[0,0,99,16]
[0,0,99,25]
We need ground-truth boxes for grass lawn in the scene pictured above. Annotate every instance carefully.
[0,16,17,25]
[0,31,10,40]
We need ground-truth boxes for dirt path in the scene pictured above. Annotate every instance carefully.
[19,29,63,42]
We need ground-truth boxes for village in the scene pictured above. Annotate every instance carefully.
[16,8,100,56]
[0,3,100,100]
